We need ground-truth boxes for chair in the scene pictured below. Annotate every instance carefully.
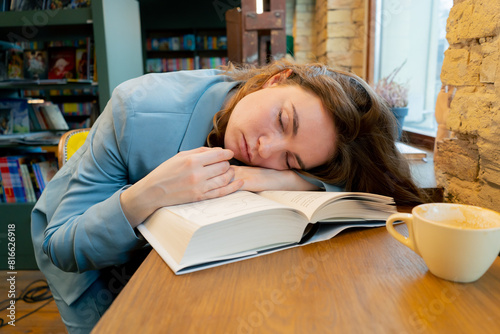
[57,128,91,168]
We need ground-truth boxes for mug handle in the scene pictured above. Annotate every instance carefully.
[386,213,418,254]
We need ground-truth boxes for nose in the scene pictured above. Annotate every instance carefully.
[258,135,285,160]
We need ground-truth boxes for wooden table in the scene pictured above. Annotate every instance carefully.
[92,224,500,333]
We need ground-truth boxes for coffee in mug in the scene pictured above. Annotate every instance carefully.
[386,203,500,283]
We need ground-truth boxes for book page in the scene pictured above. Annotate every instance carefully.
[258,191,346,220]
[166,191,292,227]
[258,191,394,222]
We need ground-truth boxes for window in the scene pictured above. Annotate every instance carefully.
[373,0,453,137]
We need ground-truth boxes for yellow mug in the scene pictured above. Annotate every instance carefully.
[386,203,500,283]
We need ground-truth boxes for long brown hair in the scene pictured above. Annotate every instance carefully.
[207,60,424,205]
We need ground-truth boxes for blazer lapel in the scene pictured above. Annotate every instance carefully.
[179,80,239,151]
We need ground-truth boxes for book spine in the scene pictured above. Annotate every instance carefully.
[7,157,26,203]
[0,171,4,203]
[27,162,41,200]
[68,102,93,116]
[38,104,56,129]
[38,161,58,188]
[20,164,36,202]
[41,104,69,130]
[31,163,45,192]
[0,157,15,203]
[32,104,49,129]
[28,104,43,130]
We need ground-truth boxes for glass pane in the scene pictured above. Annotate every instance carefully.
[374,0,453,137]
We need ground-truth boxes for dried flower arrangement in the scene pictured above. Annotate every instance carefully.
[373,61,409,108]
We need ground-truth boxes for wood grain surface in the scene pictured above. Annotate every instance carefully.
[0,270,66,334]
[92,225,500,333]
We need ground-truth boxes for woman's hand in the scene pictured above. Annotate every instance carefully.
[121,147,243,227]
[232,166,320,192]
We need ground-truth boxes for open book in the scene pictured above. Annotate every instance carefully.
[137,191,396,274]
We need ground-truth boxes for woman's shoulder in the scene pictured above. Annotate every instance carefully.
[116,69,229,91]
[110,69,233,109]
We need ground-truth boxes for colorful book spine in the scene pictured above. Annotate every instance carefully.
[19,164,36,202]
[0,154,59,202]
[0,172,4,203]
[0,157,15,203]
[7,157,27,203]
[59,102,94,116]
[31,162,45,192]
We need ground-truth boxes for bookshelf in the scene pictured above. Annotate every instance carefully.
[144,28,228,73]
[0,0,143,111]
[0,0,144,269]
[139,0,232,73]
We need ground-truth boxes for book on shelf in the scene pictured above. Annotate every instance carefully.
[66,118,90,129]
[1,0,11,11]
[5,0,91,11]
[195,35,227,50]
[1,38,95,83]
[29,101,69,130]
[45,0,91,10]
[146,57,197,73]
[34,159,58,190]
[19,163,36,202]
[58,102,93,116]
[0,47,7,81]
[199,57,228,69]
[0,98,30,134]
[75,47,89,80]
[0,156,26,203]
[7,48,23,79]
[39,102,69,130]
[146,57,228,73]
[48,47,76,80]
[46,0,72,9]
[0,42,19,80]
[9,0,45,11]
[147,34,227,52]
[146,58,163,73]
[137,190,396,275]
[0,153,57,203]
[23,50,49,80]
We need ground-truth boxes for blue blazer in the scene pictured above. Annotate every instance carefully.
[32,69,240,306]
[31,69,340,312]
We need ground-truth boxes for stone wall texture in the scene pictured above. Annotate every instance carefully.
[294,0,316,63]
[435,0,500,210]
[294,0,368,78]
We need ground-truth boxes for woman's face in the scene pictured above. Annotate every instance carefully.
[224,83,337,171]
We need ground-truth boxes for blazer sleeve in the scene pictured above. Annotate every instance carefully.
[296,173,344,192]
[37,85,146,273]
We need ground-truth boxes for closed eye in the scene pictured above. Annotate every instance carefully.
[278,109,285,131]
[285,152,291,169]
[278,110,291,169]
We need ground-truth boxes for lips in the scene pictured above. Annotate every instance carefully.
[241,134,252,164]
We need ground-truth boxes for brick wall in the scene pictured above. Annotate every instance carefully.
[294,0,368,78]
[294,0,316,63]
[435,0,500,210]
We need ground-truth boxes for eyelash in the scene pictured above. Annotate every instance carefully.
[278,109,285,130]
[278,110,291,169]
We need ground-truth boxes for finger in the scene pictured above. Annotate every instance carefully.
[201,160,231,180]
[203,179,244,200]
[178,146,215,156]
[204,166,235,191]
[196,148,234,166]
